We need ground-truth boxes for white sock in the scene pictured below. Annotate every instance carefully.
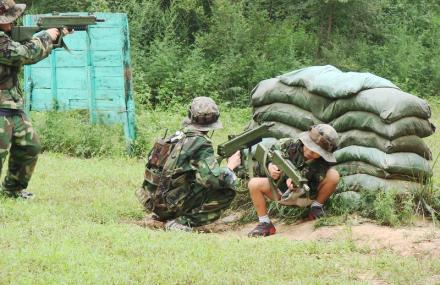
[258,215,270,224]
[311,201,323,208]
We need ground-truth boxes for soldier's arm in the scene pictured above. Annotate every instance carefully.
[192,140,237,190]
[0,31,53,66]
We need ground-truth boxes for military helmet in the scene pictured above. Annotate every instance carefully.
[183,97,222,131]
[0,0,26,24]
[298,124,339,163]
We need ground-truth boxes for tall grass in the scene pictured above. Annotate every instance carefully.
[30,105,251,159]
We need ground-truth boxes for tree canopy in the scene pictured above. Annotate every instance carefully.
[22,0,440,107]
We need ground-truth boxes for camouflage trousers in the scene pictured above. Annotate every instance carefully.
[0,114,41,193]
[136,182,236,227]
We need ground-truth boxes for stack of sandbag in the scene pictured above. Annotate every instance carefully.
[250,65,435,193]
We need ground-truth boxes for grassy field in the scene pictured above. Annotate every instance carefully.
[0,100,439,284]
[1,153,440,285]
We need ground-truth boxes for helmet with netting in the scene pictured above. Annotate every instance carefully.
[182,97,222,131]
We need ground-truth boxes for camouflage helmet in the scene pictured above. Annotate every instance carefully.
[183,97,222,131]
[0,0,26,24]
[298,124,338,163]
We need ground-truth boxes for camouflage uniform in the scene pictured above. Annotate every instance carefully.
[0,0,53,197]
[273,138,332,195]
[136,97,236,227]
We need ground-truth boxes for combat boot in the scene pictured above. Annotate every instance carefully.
[307,205,324,220]
[165,219,193,232]
[248,222,276,237]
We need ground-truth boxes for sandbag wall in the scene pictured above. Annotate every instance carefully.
[250,65,435,193]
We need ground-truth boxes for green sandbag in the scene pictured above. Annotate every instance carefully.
[247,120,302,139]
[258,121,302,139]
[253,103,322,131]
[338,130,432,160]
[251,78,331,120]
[323,88,431,123]
[331,111,435,139]
[278,65,397,99]
[337,174,423,193]
[335,146,432,179]
[334,161,420,182]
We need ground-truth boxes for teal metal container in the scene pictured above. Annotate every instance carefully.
[23,12,136,146]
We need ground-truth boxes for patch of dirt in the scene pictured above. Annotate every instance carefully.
[230,217,440,257]
[135,214,440,257]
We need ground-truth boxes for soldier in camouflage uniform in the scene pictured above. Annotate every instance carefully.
[0,0,69,199]
[136,97,241,232]
[248,124,340,237]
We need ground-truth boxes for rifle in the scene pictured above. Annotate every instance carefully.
[217,122,274,178]
[254,143,311,206]
[11,13,105,49]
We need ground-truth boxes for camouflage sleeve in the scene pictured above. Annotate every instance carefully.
[0,31,53,66]
[271,138,295,158]
[190,138,236,190]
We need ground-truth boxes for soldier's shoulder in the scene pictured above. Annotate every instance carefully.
[184,130,211,141]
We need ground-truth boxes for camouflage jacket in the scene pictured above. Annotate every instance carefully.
[273,138,331,192]
[143,129,236,211]
[167,129,236,192]
[0,31,53,110]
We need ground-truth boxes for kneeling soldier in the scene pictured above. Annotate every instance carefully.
[136,97,240,232]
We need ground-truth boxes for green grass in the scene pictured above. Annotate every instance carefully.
[30,105,251,158]
[1,153,440,285]
[1,100,439,284]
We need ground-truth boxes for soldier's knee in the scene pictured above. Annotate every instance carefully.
[248,178,258,193]
[326,168,340,185]
[26,142,42,157]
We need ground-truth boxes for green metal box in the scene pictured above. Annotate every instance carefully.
[23,12,136,145]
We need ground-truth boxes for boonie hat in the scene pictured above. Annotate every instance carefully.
[0,0,26,24]
[183,97,222,131]
[298,124,338,163]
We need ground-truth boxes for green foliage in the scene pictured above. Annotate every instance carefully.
[23,0,440,107]
[30,104,251,159]
[359,190,414,226]
[31,111,126,158]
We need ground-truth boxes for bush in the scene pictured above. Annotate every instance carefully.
[31,111,126,158]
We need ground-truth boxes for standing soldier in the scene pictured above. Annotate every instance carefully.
[136,97,241,232]
[0,1,69,198]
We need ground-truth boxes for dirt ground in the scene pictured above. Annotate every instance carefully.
[137,215,440,257]
[234,220,440,257]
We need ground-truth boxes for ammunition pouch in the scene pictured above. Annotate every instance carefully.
[148,138,173,168]
[144,168,161,186]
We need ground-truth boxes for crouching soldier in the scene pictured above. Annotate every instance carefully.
[248,124,340,237]
[136,97,241,232]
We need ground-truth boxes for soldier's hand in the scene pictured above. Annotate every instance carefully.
[45,28,60,42]
[226,151,241,171]
[286,178,294,190]
[268,163,281,180]
[61,27,73,36]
